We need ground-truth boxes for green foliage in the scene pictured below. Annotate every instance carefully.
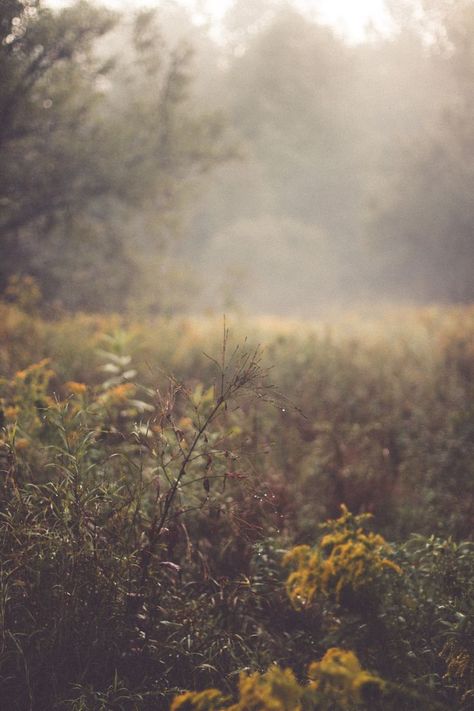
[0,0,123,300]
[0,1,232,311]
[1,306,474,708]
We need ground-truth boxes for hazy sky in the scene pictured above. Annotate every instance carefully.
[46,0,393,43]
[202,0,392,41]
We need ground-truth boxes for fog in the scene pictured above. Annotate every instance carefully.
[1,0,473,314]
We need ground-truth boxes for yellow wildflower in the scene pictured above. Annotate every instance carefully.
[171,688,228,711]
[15,358,51,381]
[231,666,303,711]
[170,650,385,711]
[283,545,320,608]
[308,648,384,707]
[65,381,87,395]
[102,383,135,403]
[4,406,20,421]
[284,506,402,608]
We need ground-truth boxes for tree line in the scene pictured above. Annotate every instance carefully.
[1,0,473,313]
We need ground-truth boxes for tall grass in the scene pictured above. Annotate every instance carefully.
[1,303,473,708]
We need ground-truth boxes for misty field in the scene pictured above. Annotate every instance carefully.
[2,0,474,708]
[1,302,474,709]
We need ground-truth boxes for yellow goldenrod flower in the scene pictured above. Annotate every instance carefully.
[170,649,384,711]
[65,381,87,395]
[101,383,135,404]
[15,358,52,381]
[308,648,384,707]
[4,406,20,420]
[284,506,402,608]
[171,688,228,711]
[233,666,303,711]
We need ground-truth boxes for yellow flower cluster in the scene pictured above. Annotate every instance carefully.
[233,666,302,711]
[15,358,53,383]
[65,381,88,395]
[14,437,30,450]
[308,648,384,707]
[171,666,300,711]
[284,505,402,608]
[1,359,55,444]
[171,689,229,711]
[99,382,135,404]
[171,648,384,711]
[4,405,20,421]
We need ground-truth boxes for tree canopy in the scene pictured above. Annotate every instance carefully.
[0,0,231,310]
[1,0,473,313]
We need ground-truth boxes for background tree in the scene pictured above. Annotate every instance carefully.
[2,0,473,314]
[0,0,123,305]
[0,1,232,311]
[367,0,474,302]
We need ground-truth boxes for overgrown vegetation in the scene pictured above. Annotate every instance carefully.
[2,1,473,708]
[1,301,473,709]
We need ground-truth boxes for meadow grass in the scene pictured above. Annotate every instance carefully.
[1,303,473,709]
